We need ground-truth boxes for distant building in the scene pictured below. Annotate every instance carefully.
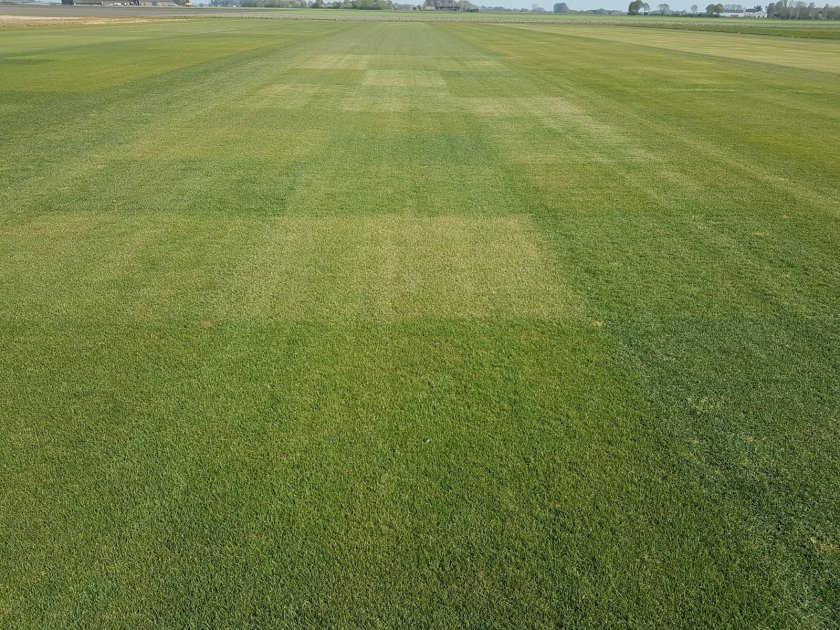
[68,0,178,4]
[423,0,478,10]
[721,9,766,16]
[65,0,142,4]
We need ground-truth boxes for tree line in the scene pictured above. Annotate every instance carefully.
[209,0,840,13]
[766,1,840,18]
[629,0,840,15]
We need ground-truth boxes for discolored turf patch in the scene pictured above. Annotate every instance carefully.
[362,69,445,88]
[374,55,508,72]
[342,85,451,112]
[455,96,652,163]
[222,215,579,322]
[296,54,373,70]
[485,114,653,165]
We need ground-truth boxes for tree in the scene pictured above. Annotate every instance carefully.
[628,0,644,13]
[690,2,698,9]
[657,2,670,12]
[705,2,724,13]
[642,1,650,11]
[553,1,570,12]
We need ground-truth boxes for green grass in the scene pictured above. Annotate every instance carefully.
[623,21,840,40]
[1,16,838,628]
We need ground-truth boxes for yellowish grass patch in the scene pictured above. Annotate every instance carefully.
[342,86,451,112]
[221,215,579,321]
[484,113,653,164]
[362,70,445,88]
[296,54,373,70]
[373,55,507,72]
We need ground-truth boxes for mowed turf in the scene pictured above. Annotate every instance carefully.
[1,16,838,628]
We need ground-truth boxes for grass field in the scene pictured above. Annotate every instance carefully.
[1,14,839,628]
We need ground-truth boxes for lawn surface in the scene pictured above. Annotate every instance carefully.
[1,15,838,628]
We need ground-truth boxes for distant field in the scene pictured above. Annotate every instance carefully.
[1,14,838,628]
[3,4,840,36]
[602,17,840,39]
